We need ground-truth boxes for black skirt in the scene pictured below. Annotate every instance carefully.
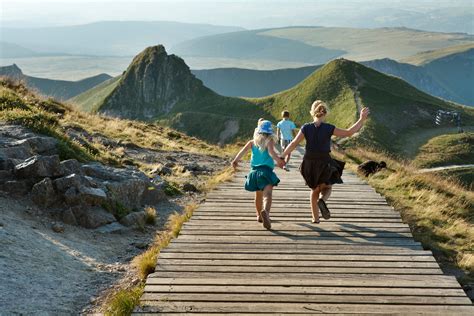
[299,152,345,189]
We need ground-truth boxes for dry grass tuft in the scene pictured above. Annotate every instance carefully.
[144,206,157,225]
[104,285,143,316]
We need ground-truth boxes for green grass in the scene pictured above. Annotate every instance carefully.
[69,75,121,112]
[336,147,474,285]
[433,167,474,190]
[414,132,474,168]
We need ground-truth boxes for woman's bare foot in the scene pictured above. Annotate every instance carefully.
[260,210,271,229]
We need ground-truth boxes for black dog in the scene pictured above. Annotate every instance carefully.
[358,160,387,176]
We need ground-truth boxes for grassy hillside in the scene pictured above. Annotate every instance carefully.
[0,78,223,166]
[414,132,474,168]
[0,64,112,101]
[254,59,474,152]
[172,26,473,69]
[69,76,122,112]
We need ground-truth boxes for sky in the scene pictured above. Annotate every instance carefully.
[1,0,473,32]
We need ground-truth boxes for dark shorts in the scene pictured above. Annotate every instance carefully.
[299,152,345,189]
[280,139,292,149]
[245,165,280,192]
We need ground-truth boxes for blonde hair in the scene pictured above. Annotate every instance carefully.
[310,100,328,119]
[253,129,277,151]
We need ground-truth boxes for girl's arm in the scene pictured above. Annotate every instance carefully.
[231,140,253,169]
[282,130,305,157]
[267,139,285,168]
[334,107,370,137]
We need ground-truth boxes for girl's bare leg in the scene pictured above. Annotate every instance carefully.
[262,185,273,212]
[255,191,263,220]
[310,187,321,222]
[319,184,332,201]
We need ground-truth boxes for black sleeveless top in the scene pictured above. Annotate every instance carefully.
[301,122,335,153]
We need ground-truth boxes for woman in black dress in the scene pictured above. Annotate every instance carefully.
[282,100,370,223]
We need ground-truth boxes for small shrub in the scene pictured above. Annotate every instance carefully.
[144,206,157,225]
[163,182,182,196]
[105,286,143,316]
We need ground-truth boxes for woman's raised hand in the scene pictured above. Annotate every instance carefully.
[360,107,370,120]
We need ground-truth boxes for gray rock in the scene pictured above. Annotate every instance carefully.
[51,222,65,233]
[12,136,58,155]
[71,206,116,229]
[119,211,146,227]
[182,182,198,192]
[60,159,83,176]
[31,178,58,207]
[95,222,128,234]
[106,179,147,209]
[0,146,32,169]
[0,170,13,183]
[62,208,78,226]
[151,164,172,176]
[81,163,125,181]
[54,174,87,192]
[0,180,31,195]
[141,184,166,205]
[64,187,81,205]
[79,186,108,206]
[14,155,63,178]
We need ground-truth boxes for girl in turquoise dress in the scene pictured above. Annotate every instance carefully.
[232,120,285,229]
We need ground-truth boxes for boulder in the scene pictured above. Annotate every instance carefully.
[62,185,107,207]
[106,179,147,209]
[71,206,116,229]
[0,146,32,169]
[60,159,83,176]
[119,211,146,227]
[54,174,87,192]
[0,180,31,196]
[81,163,125,181]
[31,178,58,207]
[11,136,58,155]
[141,184,166,205]
[14,155,62,178]
[61,208,78,226]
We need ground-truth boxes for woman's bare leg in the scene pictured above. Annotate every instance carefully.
[310,187,321,222]
[255,191,263,220]
[319,184,332,202]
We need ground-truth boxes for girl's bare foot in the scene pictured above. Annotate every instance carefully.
[256,213,263,223]
[260,210,271,230]
[312,218,320,224]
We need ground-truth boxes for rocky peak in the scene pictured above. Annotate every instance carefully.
[99,45,207,120]
[0,64,24,80]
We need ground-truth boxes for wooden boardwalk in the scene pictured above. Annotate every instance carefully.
[136,150,473,314]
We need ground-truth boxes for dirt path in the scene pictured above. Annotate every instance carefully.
[0,193,187,314]
[418,164,474,173]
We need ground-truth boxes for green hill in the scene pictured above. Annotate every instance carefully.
[72,46,268,143]
[254,59,474,152]
[402,43,474,66]
[0,64,112,100]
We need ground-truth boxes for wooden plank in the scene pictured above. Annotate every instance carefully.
[140,293,470,305]
[143,285,465,297]
[134,302,474,314]
[155,264,443,275]
[157,259,440,268]
[158,252,437,262]
[178,231,413,238]
[145,275,462,288]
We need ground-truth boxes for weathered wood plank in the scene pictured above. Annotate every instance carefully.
[134,302,474,314]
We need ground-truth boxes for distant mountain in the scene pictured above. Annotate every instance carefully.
[73,45,474,151]
[0,42,40,58]
[0,64,112,100]
[71,45,267,143]
[192,65,320,97]
[253,59,474,152]
[1,21,244,57]
[191,48,474,106]
[171,26,473,69]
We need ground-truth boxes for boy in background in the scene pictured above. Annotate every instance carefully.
[276,110,297,170]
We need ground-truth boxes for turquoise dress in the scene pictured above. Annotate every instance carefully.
[244,144,280,191]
